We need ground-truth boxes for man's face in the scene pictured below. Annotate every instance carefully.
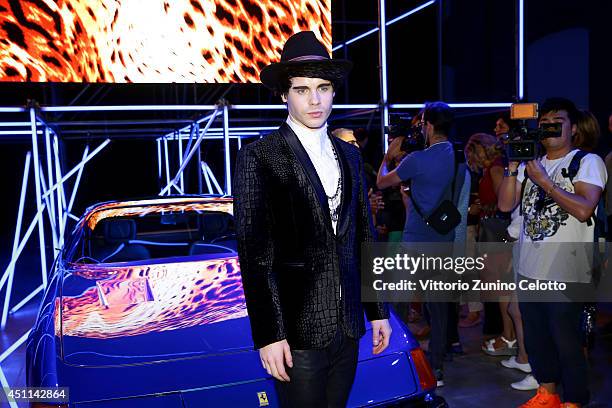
[538,109,575,151]
[494,119,510,137]
[420,117,434,144]
[281,77,334,129]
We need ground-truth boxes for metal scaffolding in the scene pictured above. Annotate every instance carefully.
[0,1,525,405]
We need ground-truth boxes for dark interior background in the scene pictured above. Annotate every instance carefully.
[1,0,611,248]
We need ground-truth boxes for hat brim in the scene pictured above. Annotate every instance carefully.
[259,59,353,89]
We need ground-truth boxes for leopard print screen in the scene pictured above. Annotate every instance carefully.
[0,0,331,82]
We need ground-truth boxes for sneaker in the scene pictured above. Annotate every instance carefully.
[447,342,465,355]
[512,374,539,391]
[434,369,444,387]
[519,386,561,407]
[501,356,532,373]
[444,342,464,361]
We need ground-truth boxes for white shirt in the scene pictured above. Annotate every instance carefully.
[516,149,607,282]
[286,116,341,233]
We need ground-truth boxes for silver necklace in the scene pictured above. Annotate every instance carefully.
[327,143,343,223]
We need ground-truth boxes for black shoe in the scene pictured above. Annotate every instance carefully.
[434,369,444,387]
[446,342,465,355]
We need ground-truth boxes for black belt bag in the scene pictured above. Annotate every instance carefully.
[409,152,461,235]
[422,199,461,235]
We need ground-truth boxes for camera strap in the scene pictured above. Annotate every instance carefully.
[519,149,593,223]
[519,168,528,216]
[562,149,594,227]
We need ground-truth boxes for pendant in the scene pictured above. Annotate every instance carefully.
[331,206,339,223]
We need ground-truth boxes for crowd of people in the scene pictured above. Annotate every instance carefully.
[330,100,610,408]
[234,30,608,408]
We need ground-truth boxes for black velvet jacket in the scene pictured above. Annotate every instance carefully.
[233,123,388,350]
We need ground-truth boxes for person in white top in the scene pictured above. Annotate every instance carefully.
[498,97,606,407]
[234,31,390,408]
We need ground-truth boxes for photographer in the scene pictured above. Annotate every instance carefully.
[377,101,460,386]
[497,98,607,407]
[374,117,417,241]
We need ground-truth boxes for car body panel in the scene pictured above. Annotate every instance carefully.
[26,196,441,407]
[75,393,184,408]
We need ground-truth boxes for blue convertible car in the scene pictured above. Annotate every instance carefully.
[26,196,446,407]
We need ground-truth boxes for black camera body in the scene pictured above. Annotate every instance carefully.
[384,114,425,155]
[504,103,563,161]
[400,131,425,154]
[505,122,562,161]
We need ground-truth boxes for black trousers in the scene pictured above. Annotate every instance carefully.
[519,300,589,404]
[483,301,503,336]
[422,302,459,348]
[425,301,449,371]
[274,328,359,408]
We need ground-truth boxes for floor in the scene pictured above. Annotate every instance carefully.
[418,305,612,408]
[1,245,611,407]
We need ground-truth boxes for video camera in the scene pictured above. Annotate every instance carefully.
[384,114,425,155]
[504,103,562,161]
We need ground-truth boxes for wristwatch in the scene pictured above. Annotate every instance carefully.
[503,167,519,177]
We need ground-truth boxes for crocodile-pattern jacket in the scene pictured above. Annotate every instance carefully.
[234,123,388,350]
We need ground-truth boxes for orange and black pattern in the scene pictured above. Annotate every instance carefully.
[0,0,331,82]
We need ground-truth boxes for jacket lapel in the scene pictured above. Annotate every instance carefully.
[330,134,353,238]
[279,123,333,229]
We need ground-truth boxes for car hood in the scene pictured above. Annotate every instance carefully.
[60,255,252,366]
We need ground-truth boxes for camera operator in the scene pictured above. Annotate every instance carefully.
[497,98,607,407]
[377,101,459,386]
[374,116,419,241]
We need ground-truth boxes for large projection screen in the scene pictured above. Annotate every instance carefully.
[0,0,331,83]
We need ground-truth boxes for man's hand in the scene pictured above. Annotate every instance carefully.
[526,160,553,190]
[371,319,392,354]
[507,161,520,172]
[259,339,293,382]
[468,198,481,216]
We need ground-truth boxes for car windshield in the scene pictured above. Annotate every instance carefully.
[71,208,236,264]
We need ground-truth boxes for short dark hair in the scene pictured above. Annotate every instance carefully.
[421,101,454,136]
[353,127,369,142]
[496,111,519,129]
[275,62,345,96]
[539,97,580,125]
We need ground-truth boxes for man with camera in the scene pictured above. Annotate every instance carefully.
[498,98,607,408]
[377,101,460,386]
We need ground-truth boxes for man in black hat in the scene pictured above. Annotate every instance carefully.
[233,31,391,408]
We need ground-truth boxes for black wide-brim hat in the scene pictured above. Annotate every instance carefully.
[259,31,352,89]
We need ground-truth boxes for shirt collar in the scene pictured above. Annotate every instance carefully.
[426,140,451,150]
[286,115,329,156]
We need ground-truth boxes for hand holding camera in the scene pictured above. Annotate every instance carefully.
[384,137,405,167]
[504,103,563,162]
[525,160,553,190]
